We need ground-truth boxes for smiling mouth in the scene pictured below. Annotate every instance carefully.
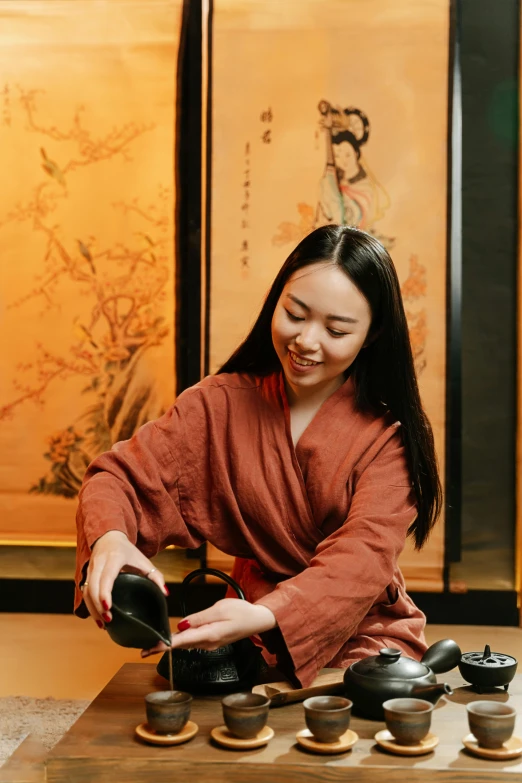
[289,350,321,367]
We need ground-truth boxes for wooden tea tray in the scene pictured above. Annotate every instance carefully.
[45,664,522,782]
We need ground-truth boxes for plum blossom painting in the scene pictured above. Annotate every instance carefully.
[0,1,182,542]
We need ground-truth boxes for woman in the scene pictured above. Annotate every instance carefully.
[75,225,441,687]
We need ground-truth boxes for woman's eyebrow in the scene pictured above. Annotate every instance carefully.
[287,293,310,311]
[286,293,359,324]
[327,314,359,324]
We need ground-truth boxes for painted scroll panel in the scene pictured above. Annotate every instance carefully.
[0,1,181,543]
[210,0,450,589]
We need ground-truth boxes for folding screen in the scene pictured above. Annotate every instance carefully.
[209,0,452,590]
[0,1,182,543]
[518,27,522,620]
[518,228,521,619]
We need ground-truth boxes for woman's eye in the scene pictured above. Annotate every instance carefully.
[285,309,304,322]
[328,328,348,338]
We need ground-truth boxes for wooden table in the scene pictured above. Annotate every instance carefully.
[46,664,522,782]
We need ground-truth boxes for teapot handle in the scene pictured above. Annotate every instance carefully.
[421,639,462,674]
[180,567,245,616]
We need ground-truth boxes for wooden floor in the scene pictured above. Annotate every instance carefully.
[1,614,522,700]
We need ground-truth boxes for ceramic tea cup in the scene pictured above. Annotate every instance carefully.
[303,696,353,743]
[382,698,434,745]
[145,690,192,735]
[467,700,517,749]
[221,692,271,739]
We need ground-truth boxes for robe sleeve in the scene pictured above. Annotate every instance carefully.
[255,422,417,687]
[74,401,205,617]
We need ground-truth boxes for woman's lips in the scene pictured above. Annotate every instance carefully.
[288,349,321,373]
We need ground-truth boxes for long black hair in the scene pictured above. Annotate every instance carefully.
[218,225,442,549]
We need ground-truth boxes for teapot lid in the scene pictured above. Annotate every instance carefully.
[350,648,430,680]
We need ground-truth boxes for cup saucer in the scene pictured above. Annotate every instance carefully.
[296,728,358,754]
[462,733,522,760]
[210,725,274,749]
[374,729,439,756]
[135,720,198,746]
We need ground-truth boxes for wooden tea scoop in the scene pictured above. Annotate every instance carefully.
[252,670,345,707]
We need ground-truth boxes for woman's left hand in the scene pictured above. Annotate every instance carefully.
[141,598,277,657]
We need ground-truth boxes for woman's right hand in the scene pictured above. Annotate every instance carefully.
[81,530,168,628]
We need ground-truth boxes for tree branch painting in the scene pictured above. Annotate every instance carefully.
[0,86,173,498]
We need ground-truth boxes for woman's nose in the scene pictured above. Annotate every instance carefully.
[295,328,320,352]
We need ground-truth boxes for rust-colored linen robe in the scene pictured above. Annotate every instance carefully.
[75,371,427,687]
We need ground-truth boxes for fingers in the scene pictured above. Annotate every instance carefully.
[96,555,128,621]
[88,552,165,622]
[82,586,105,630]
[144,566,169,597]
[141,618,233,657]
[179,599,234,630]
[141,633,175,658]
[121,562,168,597]
[160,599,274,652]
[86,548,127,620]
[169,622,232,652]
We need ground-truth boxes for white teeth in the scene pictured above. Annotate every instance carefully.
[289,351,318,367]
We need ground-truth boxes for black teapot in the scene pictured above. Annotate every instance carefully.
[157,568,266,695]
[343,639,461,719]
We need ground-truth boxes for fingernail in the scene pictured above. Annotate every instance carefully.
[96,620,104,629]
[177,619,191,631]
[102,600,109,611]
[163,585,170,596]
[141,650,151,658]
[103,613,111,623]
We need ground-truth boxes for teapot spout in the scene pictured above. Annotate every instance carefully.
[411,682,453,705]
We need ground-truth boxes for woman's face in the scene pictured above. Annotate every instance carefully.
[271,262,372,399]
[333,141,359,181]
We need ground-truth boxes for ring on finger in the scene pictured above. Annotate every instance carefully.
[81,581,89,591]
[146,568,157,578]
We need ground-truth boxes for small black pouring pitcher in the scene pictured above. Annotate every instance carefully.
[157,568,266,695]
[105,572,171,649]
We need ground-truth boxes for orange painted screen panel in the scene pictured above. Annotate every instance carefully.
[210,0,451,590]
[0,1,182,543]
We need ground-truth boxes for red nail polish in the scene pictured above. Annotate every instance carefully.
[102,600,109,611]
[177,619,191,631]
[103,613,111,623]
[164,585,170,596]
[96,620,104,629]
